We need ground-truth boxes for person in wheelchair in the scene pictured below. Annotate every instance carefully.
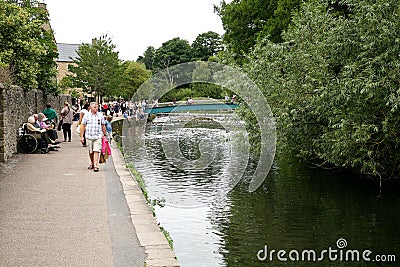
[37,113,59,142]
[26,116,60,152]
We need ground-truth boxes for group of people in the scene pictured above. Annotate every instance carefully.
[72,99,149,120]
[99,100,149,121]
[224,95,237,103]
[25,105,61,153]
[25,102,112,173]
[24,102,79,153]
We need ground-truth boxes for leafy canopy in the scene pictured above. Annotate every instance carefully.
[119,61,151,100]
[215,0,302,60]
[191,31,223,61]
[68,35,121,99]
[0,0,57,93]
[138,32,224,71]
[245,0,400,179]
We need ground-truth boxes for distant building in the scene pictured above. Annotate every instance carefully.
[56,43,80,87]
[39,4,83,99]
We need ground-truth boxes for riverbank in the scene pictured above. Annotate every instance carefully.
[0,120,179,267]
[110,124,179,266]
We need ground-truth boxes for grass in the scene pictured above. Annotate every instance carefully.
[126,163,149,203]
[160,226,174,249]
[125,162,174,250]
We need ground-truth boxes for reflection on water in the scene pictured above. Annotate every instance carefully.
[121,118,400,267]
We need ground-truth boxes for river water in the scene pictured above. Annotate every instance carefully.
[120,117,400,267]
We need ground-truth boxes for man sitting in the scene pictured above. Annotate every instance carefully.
[42,103,58,127]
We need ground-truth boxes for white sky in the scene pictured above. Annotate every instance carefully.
[44,0,226,61]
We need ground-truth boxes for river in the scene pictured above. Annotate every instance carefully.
[119,116,399,267]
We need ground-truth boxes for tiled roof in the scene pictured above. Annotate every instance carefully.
[57,43,80,62]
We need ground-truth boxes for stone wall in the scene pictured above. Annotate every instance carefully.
[0,83,71,161]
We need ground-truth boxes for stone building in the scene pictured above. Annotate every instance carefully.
[56,43,81,93]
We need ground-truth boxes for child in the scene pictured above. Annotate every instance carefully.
[105,115,113,142]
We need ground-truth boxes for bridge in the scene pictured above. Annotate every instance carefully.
[145,103,239,114]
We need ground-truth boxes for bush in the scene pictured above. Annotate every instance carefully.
[245,0,400,179]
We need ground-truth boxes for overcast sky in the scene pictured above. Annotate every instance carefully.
[44,0,226,61]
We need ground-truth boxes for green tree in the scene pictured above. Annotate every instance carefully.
[153,37,192,70]
[246,0,400,179]
[0,0,57,92]
[191,31,223,61]
[261,0,302,43]
[137,46,155,70]
[120,61,151,100]
[67,35,121,101]
[215,0,301,60]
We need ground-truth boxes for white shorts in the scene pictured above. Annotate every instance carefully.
[87,139,102,153]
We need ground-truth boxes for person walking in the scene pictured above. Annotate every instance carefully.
[77,102,90,147]
[80,102,107,172]
[61,102,74,142]
[105,115,113,143]
[113,102,120,117]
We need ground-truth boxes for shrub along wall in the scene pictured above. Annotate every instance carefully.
[0,83,71,161]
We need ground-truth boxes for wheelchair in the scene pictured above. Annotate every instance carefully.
[17,124,48,154]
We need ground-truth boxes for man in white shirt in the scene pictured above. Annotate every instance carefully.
[80,102,107,172]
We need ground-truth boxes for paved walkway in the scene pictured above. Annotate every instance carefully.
[0,121,179,267]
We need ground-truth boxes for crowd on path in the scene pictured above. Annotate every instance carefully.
[72,99,153,122]
[22,101,115,173]
[21,97,194,172]
[22,95,237,157]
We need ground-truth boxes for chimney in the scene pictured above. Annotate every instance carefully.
[38,3,47,9]
[38,3,51,32]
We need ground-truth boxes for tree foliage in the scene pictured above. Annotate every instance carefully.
[136,33,225,101]
[215,0,302,59]
[119,61,151,100]
[152,37,192,71]
[138,32,224,72]
[245,0,400,179]
[191,31,223,61]
[137,46,155,70]
[67,35,121,100]
[0,0,57,93]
